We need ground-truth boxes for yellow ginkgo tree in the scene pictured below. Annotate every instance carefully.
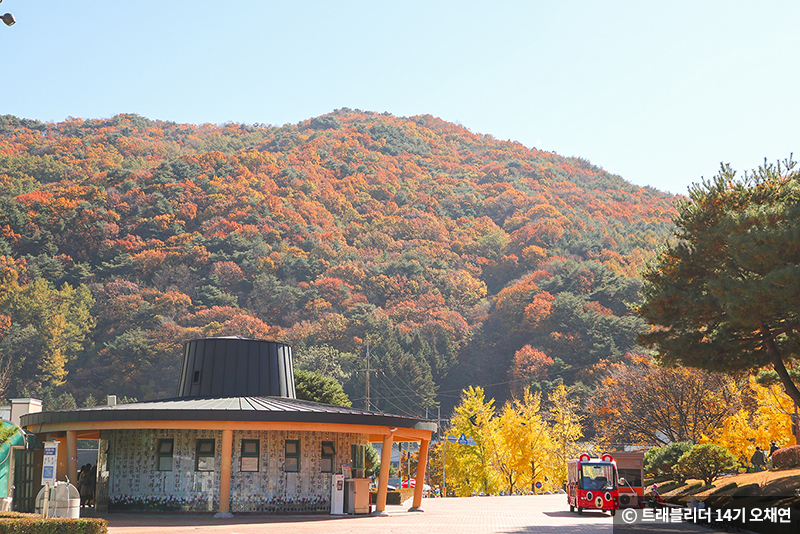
[447,386,501,496]
[547,384,584,487]
[703,377,795,466]
[444,384,584,495]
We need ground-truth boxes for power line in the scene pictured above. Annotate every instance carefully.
[430,360,604,399]
[374,371,420,416]
[371,388,416,417]
[355,339,381,411]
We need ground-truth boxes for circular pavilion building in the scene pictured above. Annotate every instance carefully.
[20,338,437,515]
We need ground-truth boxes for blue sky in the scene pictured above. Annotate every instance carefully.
[2,1,799,194]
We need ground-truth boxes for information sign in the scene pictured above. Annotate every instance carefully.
[41,441,58,485]
[456,433,477,446]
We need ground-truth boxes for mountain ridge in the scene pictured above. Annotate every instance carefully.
[0,110,677,414]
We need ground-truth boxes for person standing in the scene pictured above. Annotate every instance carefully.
[751,446,767,472]
[79,465,93,507]
[769,441,779,457]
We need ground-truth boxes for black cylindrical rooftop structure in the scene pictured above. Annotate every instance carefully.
[176,338,296,398]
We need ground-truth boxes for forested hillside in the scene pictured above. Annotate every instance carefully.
[0,110,677,415]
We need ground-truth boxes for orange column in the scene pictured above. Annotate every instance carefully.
[409,439,429,511]
[53,434,67,482]
[216,429,234,517]
[374,433,394,514]
[66,431,78,485]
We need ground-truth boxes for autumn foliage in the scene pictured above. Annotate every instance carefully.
[433,385,583,495]
[0,111,677,411]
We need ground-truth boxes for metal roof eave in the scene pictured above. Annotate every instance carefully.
[20,396,438,434]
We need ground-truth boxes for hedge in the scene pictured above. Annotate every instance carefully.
[710,482,738,495]
[731,483,760,497]
[370,490,402,505]
[771,445,800,469]
[0,513,107,534]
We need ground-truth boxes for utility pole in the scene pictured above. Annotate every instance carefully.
[358,339,381,411]
[442,438,446,496]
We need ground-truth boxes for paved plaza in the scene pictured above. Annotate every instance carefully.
[104,494,714,534]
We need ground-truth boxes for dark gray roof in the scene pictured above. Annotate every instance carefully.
[20,396,438,432]
[176,338,296,399]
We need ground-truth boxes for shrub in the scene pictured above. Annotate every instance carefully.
[675,443,738,486]
[676,482,703,496]
[370,490,402,505]
[731,483,760,497]
[645,441,693,482]
[771,445,800,469]
[0,517,108,534]
[655,482,685,493]
[710,482,738,495]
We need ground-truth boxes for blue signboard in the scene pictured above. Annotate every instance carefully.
[41,441,58,485]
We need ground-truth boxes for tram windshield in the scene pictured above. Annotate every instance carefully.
[580,463,616,490]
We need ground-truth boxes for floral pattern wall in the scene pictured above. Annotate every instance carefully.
[100,428,367,513]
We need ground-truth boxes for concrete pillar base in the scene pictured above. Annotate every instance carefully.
[214,512,234,519]
[408,506,425,512]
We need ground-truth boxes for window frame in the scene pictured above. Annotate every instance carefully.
[321,441,335,473]
[195,439,216,471]
[156,438,174,472]
[351,443,366,478]
[284,439,301,472]
[240,439,260,472]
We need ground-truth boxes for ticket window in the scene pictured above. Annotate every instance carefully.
[285,440,301,472]
[241,439,260,472]
[157,439,174,471]
[195,439,215,471]
[350,444,365,478]
[321,441,335,473]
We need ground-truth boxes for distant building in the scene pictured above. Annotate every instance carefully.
[20,338,435,515]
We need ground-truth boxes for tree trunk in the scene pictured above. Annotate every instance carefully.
[760,324,800,408]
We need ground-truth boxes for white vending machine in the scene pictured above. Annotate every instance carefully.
[330,474,345,515]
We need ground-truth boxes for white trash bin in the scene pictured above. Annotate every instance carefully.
[34,482,80,518]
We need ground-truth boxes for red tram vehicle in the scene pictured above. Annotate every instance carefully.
[567,453,619,516]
